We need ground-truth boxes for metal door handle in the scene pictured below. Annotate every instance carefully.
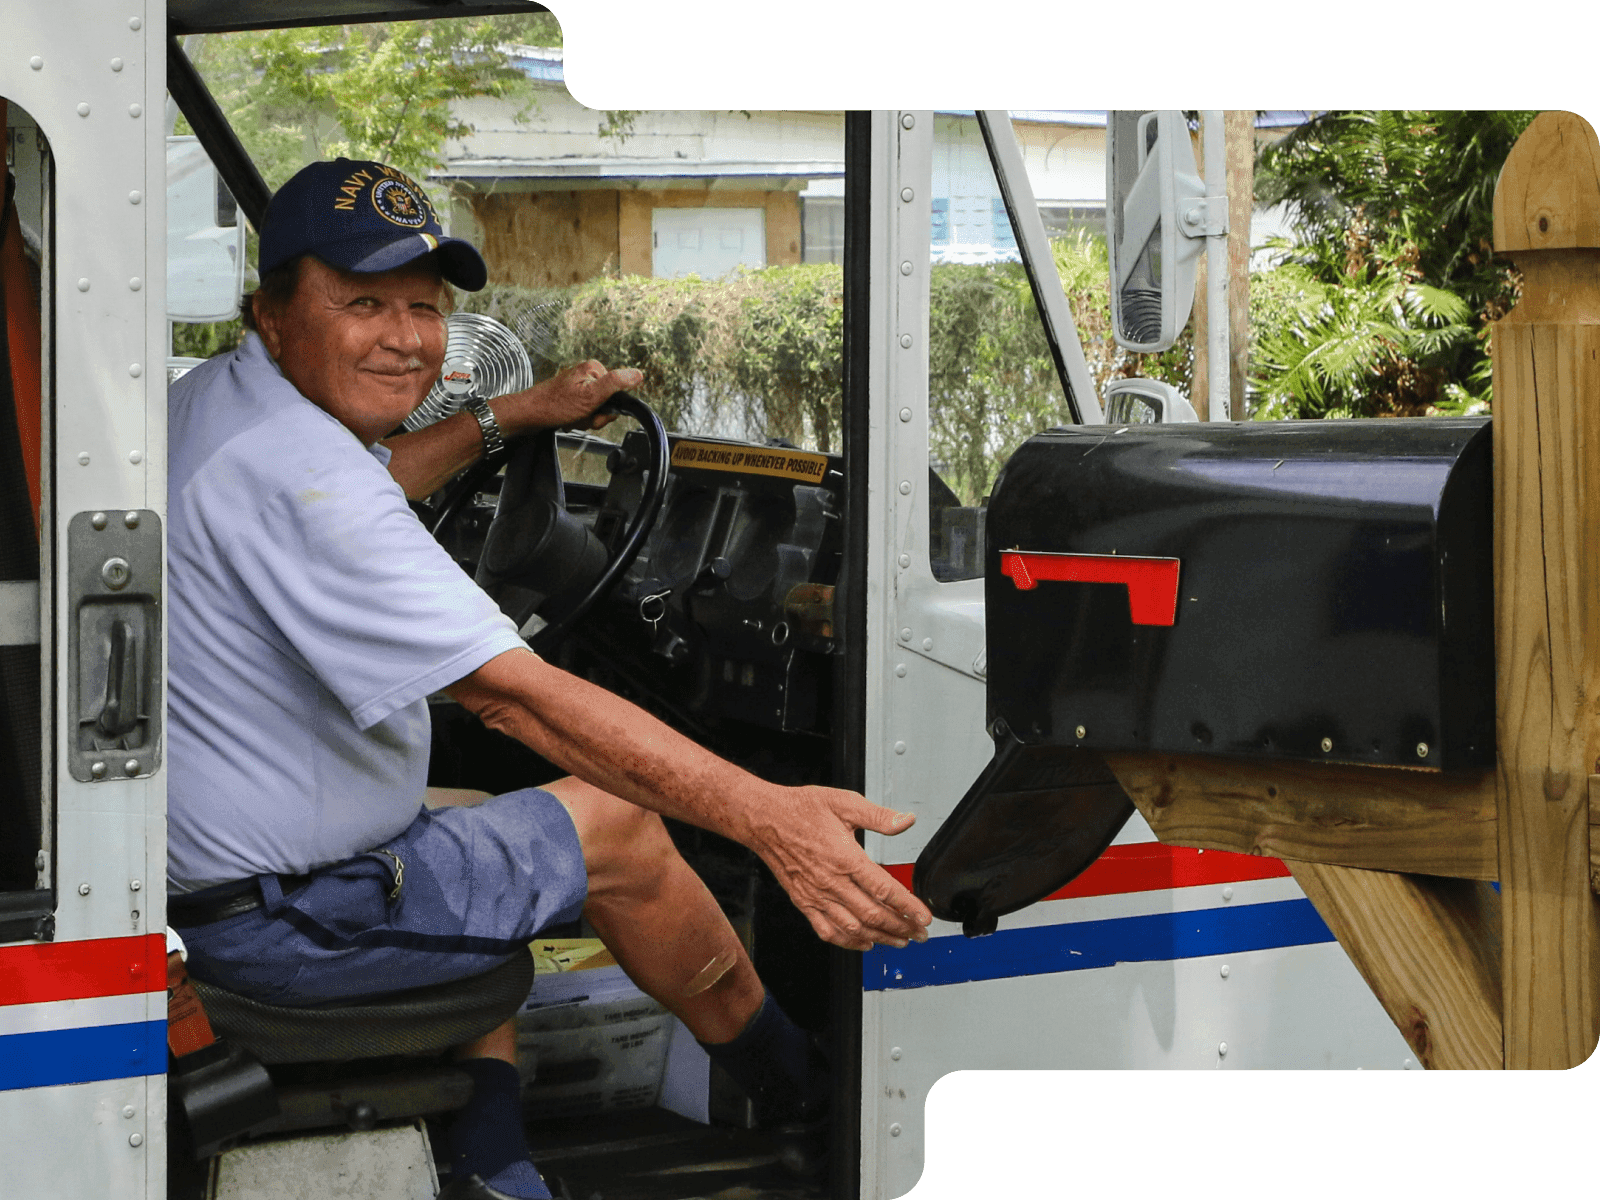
[93,618,139,739]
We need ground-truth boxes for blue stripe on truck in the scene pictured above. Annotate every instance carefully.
[864,899,1335,990]
[0,1020,166,1092]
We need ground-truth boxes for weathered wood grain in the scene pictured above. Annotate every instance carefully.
[1492,110,1600,1069]
[1493,111,1600,254]
[1590,776,1600,894]
[1104,752,1498,880]
[1286,862,1503,1069]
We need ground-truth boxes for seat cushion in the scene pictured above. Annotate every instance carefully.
[193,950,535,1064]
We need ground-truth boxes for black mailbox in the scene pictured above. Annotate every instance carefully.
[983,417,1494,771]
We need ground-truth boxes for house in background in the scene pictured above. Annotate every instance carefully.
[438,48,841,287]
[435,54,1306,285]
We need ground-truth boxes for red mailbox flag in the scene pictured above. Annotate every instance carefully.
[999,550,1181,626]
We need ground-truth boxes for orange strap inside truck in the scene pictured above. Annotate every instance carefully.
[166,951,220,1060]
[0,97,43,533]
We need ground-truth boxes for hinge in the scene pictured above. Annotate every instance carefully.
[1178,194,1229,239]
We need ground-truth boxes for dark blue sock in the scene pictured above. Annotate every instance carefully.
[697,992,829,1125]
[449,1058,550,1199]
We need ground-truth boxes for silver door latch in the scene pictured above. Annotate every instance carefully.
[67,511,162,781]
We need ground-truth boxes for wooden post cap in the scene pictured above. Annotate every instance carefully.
[1493,111,1600,253]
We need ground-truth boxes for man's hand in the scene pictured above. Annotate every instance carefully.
[381,359,644,499]
[744,787,933,951]
[495,360,644,435]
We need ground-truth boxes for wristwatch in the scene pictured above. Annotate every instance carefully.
[461,394,505,459]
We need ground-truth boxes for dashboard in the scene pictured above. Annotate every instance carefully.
[432,428,846,748]
[586,432,845,738]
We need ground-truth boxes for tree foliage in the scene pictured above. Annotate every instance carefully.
[181,17,554,190]
[926,232,1190,502]
[1249,110,1536,417]
[463,266,841,450]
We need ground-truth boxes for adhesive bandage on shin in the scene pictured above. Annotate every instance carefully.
[683,947,740,998]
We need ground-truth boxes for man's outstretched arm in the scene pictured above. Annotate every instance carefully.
[445,647,933,952]
[382,362,641,499]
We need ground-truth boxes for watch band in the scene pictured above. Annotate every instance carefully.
[461,394,505,459]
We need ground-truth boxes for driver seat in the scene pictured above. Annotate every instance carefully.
[189,951,534,1140]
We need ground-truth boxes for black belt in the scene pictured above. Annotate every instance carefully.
[168,873,312,927]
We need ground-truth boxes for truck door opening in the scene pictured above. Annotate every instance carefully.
[0,96,48,938]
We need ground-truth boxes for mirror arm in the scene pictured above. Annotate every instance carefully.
[976,111,1103,425]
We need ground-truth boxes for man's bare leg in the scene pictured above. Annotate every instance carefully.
[426,786,493,809]
[448,780,771,1049]
[451,775,764,1060]
[454,1017,516,1064]
[440,776,763,1050]
[444,779,823,1197]
[543,776,766,1043]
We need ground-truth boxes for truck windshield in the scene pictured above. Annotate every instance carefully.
[175,21,846,457]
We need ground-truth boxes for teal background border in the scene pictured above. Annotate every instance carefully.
[553,0,1600,1196]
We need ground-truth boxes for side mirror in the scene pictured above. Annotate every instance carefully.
[166,136,245,324]
[1105,111,1206,353]
[1103,377,1198,424]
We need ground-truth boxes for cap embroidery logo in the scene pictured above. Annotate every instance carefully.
[371,177,429,228]
[332,167,374,211]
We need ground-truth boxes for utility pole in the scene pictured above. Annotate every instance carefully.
[1225,110,1253,420]
[1190,111,1255,421]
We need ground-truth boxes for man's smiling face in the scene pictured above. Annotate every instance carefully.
[254,255,448,445]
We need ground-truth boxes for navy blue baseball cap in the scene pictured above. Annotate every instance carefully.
[258,158,488,292]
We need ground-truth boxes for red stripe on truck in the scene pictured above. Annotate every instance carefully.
[888,842,1289,902]
[0,934,167,1006]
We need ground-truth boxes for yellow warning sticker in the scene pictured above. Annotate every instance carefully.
[531,937,618,974]
[670,439,829,483]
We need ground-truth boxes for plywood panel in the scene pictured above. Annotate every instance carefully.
[468,189,621,288]
[764,191,801,266]
[618,190,652,278]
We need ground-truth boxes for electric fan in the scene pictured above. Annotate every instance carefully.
[403,312,535,433]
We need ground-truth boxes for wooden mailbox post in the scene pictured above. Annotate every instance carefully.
[1490,109,1600,1068]
[1105,111,1600,1070]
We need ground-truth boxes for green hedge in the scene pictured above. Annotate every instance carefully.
[465,233,1190,505]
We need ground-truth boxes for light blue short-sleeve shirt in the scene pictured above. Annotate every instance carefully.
[166,334,526,892]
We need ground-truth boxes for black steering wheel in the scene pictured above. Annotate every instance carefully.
[431,392,669,654]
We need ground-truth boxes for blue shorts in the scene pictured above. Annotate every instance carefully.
[175,788,588,1006]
